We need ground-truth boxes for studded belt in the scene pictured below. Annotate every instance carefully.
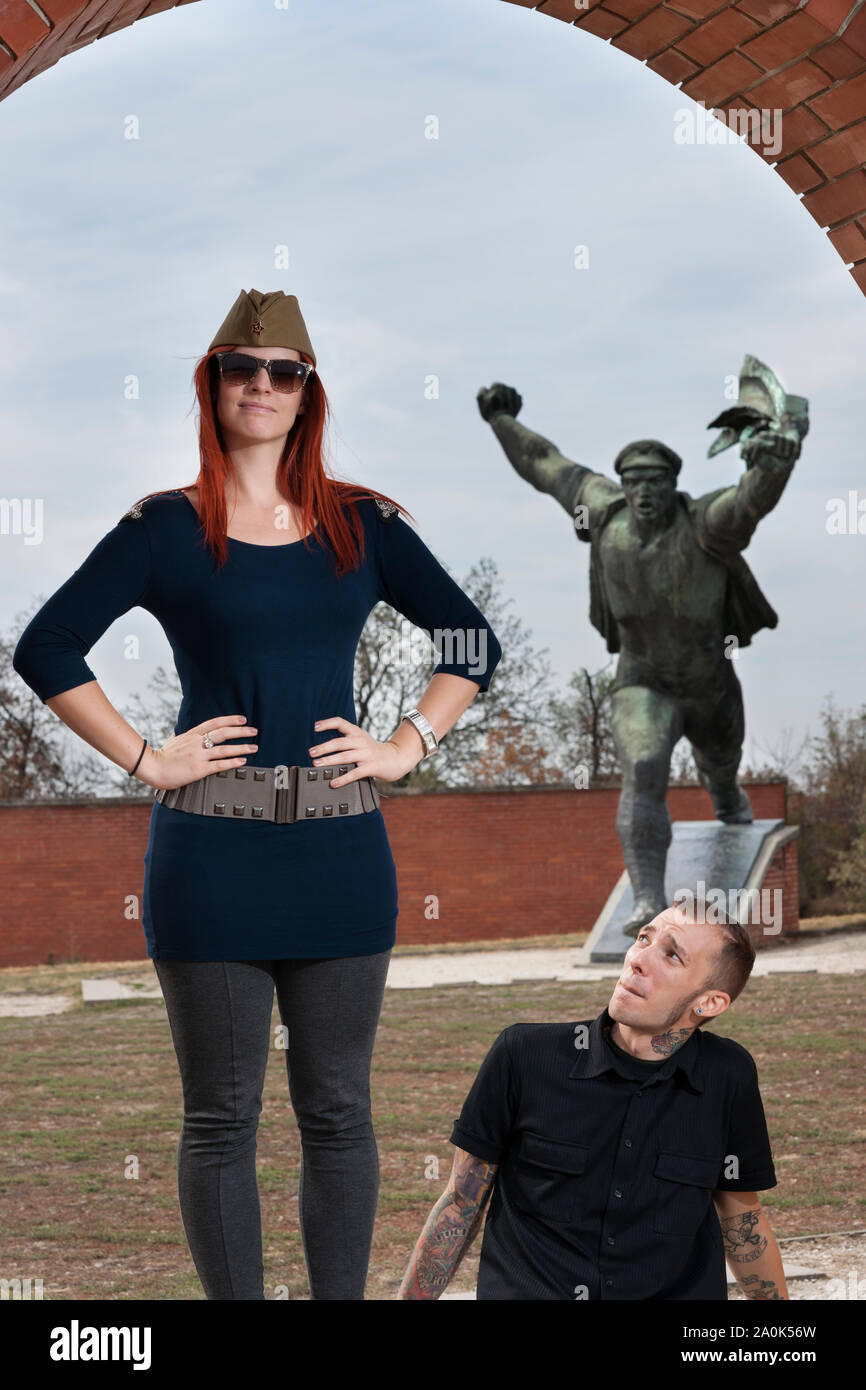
[154,763,381,824]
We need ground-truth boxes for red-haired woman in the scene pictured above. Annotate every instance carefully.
[13,289,502,1300]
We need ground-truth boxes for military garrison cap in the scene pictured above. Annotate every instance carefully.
[614,439,682,478]
[208,288,316,367]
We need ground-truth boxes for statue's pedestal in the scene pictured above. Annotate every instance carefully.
[586,819,799,964]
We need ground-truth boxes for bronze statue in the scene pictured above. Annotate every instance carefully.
[479,356,808,937]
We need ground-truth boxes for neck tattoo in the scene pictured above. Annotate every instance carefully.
[650,1026,694,1057]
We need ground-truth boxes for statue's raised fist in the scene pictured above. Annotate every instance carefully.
[477,383,522,423]
[741,427,800,471]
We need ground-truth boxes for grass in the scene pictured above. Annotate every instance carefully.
[0,962,863,1300]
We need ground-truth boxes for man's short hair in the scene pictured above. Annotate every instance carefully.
[697,917,756,1024]
[670,899,756,1025]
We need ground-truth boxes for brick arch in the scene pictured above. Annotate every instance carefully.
[1,0,865,291]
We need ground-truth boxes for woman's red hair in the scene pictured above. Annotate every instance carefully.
[128,345,412,575]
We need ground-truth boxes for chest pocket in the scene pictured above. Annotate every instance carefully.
[653,1150,720,1235]
[510,1133,589,1224]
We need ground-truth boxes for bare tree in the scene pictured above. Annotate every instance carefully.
[0,602,105,800]
[670,742,699,784]
[473,708,559,787]
[788,696,866,912]
[358,554,554,787]
[828,817,866,909]
[741,725,809,784]
[546,664,620,786]
[110,665,184,797]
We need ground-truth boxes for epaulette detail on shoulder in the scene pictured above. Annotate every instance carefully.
[373,497,398,523]
[119,499,145,523]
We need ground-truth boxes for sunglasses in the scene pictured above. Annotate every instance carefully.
[215,352,315,394]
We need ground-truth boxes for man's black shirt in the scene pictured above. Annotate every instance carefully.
[449,1008,777,1300]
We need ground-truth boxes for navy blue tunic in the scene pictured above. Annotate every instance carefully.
[13,490,502,960]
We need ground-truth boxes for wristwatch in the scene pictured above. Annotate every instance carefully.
[401,707,439,759]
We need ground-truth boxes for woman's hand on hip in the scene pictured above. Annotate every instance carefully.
[309,716,419,786]
[138,715,259,790]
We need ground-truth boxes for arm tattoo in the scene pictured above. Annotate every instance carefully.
[400,1151,497,1299]
[650,1027,693,1057]
[719,1208,768,1263]
[738,1274,783,1300]
[452,1149,496,1206]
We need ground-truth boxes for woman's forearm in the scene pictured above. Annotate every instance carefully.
[385,671,483,763]
[45,681,155,784]
[46,669,482,789]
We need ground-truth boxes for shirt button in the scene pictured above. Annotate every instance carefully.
[605,1278,613,1287]
[607,1237,615,1245]
[624,1139,633,1148]
[614,1189,623,1198]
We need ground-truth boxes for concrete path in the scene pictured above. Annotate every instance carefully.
[386,928,866,989]
[0,928,863,1015]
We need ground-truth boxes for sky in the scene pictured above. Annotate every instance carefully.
[2,0,865,777]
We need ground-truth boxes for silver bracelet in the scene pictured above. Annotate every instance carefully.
[401,707,439,759]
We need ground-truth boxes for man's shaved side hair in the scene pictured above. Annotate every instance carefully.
[668,897,757,1026]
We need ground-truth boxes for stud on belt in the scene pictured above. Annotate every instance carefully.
[154,763,381,824]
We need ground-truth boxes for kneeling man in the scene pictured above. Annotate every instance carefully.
[398,902,785,1300]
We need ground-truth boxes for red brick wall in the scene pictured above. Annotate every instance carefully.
[520,0,866,296]
[0,799,151,967]
[384,780,793,948]
[742,833,800,945]
[0,781,794,966]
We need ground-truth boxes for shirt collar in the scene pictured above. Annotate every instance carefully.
[570,1008,705,1093]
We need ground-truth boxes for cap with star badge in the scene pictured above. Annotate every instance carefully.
[207,288,316,366]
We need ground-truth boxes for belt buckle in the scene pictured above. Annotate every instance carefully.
[274,765,299,824]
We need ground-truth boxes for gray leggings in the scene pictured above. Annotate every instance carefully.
[153,949,392,1301]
